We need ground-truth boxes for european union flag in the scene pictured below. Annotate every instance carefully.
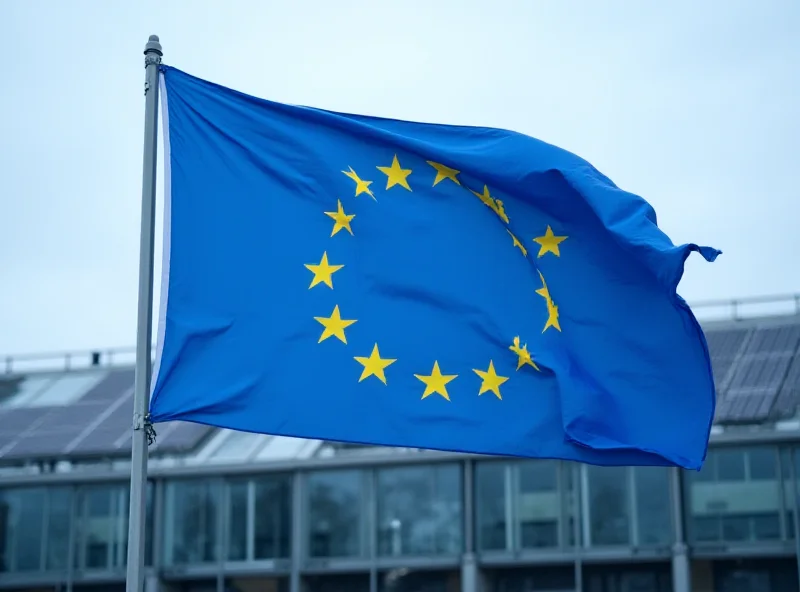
[149,65,720,469]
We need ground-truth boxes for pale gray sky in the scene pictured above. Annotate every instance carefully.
[1,0,798,356]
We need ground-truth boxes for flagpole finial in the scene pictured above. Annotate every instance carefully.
[144,34,163,56]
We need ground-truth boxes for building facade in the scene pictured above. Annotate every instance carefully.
[1,299,799,592]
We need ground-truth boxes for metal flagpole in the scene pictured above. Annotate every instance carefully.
[125,34,163,592]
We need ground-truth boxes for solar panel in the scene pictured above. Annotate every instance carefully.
[32,402,111,431]
[69,427,132,455]
[0,406,50,433]
[711,358,734,388]
[0,431,19,450]
[154,421,213,452]
[744,325,800,355]
[704,327,750,359]
[3,428,88,459]
[725,353,793,392]
[772,353,800,418]
[78,369,134,402]
[715,388,776,424]
[0,375,56,408]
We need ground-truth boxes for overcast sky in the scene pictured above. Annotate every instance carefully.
[1,0,798,358]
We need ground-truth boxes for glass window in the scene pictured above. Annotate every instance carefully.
[634,467,671,545]
[254,475,291,559]
[517,461,560,548]
[783,448,796,539]
[227,481,248,561]
[307,470,364,558]
[74,483,128,570]
[164,479,220,565]
[475,462,508,551]
[45,487,73,570]
[748,447,777,480]
[716,449,746,481]
[377,463,462,556]
[0,487,46,572]
[686,446,782,544]
[587,466,630,546]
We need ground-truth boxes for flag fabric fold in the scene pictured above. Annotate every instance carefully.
[150,65,720,469]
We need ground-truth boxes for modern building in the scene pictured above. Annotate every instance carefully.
[1,296,799,592]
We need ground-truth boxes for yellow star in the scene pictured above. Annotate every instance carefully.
[535,271,561,332]
[377,155,413,191]
[342,167,375,199]
[354,343,397,385]
[304,252,344,289]
[509,336,540,371]
[414,361,457,401]
[533,225,568,257]
[470,185,509,223]
[427,161,461,186]
[324,200,355,237]
[314,305,357,344]
[473,361,509,400]
[507,230,528,257]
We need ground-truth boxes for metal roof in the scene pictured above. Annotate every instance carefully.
[1,299,799,468]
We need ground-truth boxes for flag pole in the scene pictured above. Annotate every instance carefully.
[126,34,162,592]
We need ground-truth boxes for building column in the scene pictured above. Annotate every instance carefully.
[670,468,691,592]
[462,553,479,592]
[290,471,303,592]
[462,459,479,592]
[144,573,165,592]
[672,543,691,592]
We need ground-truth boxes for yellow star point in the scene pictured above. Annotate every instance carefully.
[535,271,561,333]
[470,185,510,223]
[473,360,509,400]
[304,252,344,289]
[507,230,528,257]
[509,336,540,371]
[533,225,568,257]
[414,361,457,401]
[314,305,357,344]
[324,200,355,237]
[354,343,397,385]
[377,155,413,191]
[342,167,375,199]
[427,161,461,186]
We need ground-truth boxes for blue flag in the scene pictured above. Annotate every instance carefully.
[149,65,720,469]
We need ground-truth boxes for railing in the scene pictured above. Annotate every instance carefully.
[2,293,798,375]
[2,346,146,375]
[690,293,800,322]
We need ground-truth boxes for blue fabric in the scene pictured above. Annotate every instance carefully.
[151,65,720,469]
